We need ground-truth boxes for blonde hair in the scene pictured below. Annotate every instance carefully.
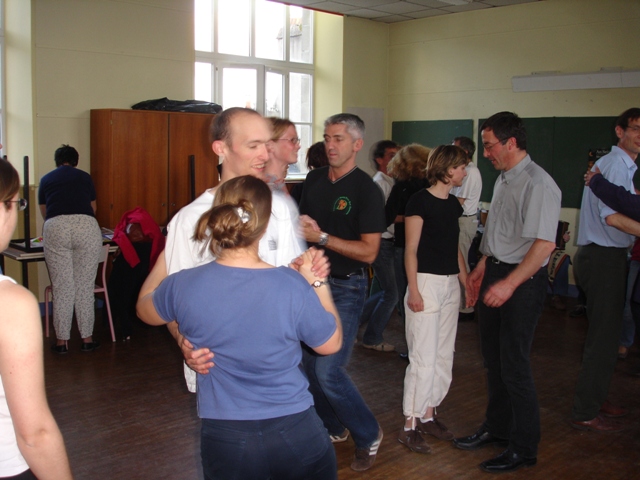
[194,176,272,257]
[387,143,430,181]
[267,117,295,142]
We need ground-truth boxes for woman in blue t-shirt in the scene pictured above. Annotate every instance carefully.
[39,144,103,353]
[137,175,342,480]
[398,145,469,454]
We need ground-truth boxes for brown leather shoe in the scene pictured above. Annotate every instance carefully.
[571,414,625,432]
[618,345,629,359]
[599,400,628,418]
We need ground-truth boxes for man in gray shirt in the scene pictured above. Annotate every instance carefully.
[453,112,561,473]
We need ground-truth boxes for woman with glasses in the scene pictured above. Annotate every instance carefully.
[39,144,103,354]
[264,117,301,192]
[0,158,73,479]
[137,175,342,480]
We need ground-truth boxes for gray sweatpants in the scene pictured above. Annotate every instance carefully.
[44,215,102,340]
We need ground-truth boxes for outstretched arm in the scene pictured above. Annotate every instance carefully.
[0,283,73,480]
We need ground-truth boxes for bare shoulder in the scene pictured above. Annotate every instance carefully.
[0,281,41,335]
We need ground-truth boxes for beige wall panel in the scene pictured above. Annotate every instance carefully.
[35,0,192,59]
[313,13,343,142]
[389,0,638,46]
[343,17,388,110]
[386,0,640,122]
[36,48,193,116]
[35,116,91,180]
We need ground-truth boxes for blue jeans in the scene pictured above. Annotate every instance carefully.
[478,262,547,458]
[360,240,398,345]
[303,273,380,449]
[200,407,336,480]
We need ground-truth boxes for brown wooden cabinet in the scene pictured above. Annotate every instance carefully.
[90,109,218,228]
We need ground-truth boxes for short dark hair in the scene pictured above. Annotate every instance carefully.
[453,136,475,161]
[616,108,640,130]
[306,141,329,170]
[0,158,20,206]
[54,144,79,167]
[426,145,468,186]
[209,107,262,145]
[480,111,527,151]
[324,113,365,140]
[371,140,399,170]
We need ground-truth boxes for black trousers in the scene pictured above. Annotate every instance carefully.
[478,262,547,458]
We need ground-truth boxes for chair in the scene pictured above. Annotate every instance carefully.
[44,244,116,342]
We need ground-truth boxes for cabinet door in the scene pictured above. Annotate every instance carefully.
[111,111,169,226]
[168,113,219,221]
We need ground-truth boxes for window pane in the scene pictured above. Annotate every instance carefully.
[290,7,313,64]
[287,124,312,176]
[218,0,250,56]
[222,68,257,110]
[265,71,283,118]
[194,62,213,102]
[194,0,213,52]
[255,0,285,61]
[289,72,312,123]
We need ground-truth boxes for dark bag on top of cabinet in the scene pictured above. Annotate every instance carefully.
[131,97,222,114]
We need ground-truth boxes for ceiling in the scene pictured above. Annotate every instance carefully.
[279,0,542,23]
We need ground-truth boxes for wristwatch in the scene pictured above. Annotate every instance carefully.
[312,279,329,288]
[318,232,329,246]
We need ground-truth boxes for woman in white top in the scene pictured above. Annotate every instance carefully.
[0,158,73,479]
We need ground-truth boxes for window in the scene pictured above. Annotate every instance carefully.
[0,0,4,156]
[194,0,314,177]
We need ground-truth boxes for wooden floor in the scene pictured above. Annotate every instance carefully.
[43,297,640,480]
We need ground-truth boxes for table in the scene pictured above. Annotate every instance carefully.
[0,244,118,289]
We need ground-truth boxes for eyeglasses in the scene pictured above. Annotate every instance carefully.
[6,198,28,211]
[626,125,640,134]
[482,139,507,151]
[277,137,300,146]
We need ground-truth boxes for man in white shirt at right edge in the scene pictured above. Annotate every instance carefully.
[451,136,482,321]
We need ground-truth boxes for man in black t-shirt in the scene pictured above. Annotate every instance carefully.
[299,113,386,472]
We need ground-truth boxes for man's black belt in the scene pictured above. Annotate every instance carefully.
[462,214,476,217]
[381,237,394,242]
[330,267,367,280]
[487,256,517,267]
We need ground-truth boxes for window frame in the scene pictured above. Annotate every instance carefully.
[194,0,314,178]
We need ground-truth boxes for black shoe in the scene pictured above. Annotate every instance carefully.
[81,341,101,352]
[51,344,68,355]
[453,427,508,451]
[479,449,537,473]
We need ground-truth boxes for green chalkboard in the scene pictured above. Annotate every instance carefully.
[392,117,622,209]
[392,120,473,149]
[477,116,618,208]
